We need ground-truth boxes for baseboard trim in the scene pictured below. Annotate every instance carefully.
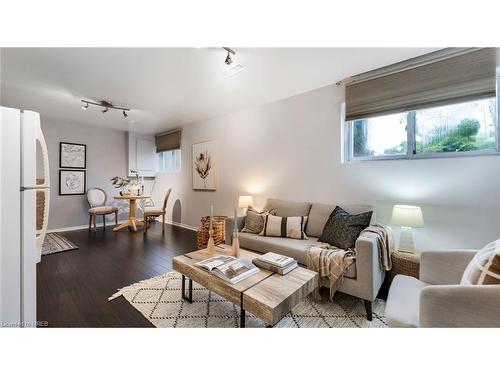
[47,220,128,233]
[48,219,198,233]
[154,217,198,232]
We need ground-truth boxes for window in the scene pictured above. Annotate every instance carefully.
[159,149,181,172]
[345,96,498,161]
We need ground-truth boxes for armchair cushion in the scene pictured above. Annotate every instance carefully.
[385,275,430,328]
[420,284,500,327]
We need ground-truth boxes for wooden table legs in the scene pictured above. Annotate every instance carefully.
[113,198,145,232]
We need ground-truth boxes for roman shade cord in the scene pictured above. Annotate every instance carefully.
[339,47,496,121]
[155,128,182,153]
[306,223,394,300]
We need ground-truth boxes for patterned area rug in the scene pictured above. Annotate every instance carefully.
[42,232,78,255]
[109,271,388,328]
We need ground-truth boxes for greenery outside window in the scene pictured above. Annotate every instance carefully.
[345,90,499,162]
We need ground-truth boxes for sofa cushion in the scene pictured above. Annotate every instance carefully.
[263,198,311,218]
[260,215,308,239]
[237,232,356,278]
[319,206,373,250]
[306,203,374,238]
[386,275,430,328]
[241,206,277,234]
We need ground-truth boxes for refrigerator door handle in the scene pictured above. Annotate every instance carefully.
[35,119,50,189]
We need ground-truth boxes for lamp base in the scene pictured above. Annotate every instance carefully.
[398,226,415,253]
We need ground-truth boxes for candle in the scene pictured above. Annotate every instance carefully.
[210,204,213,230]
[234,206,238,233]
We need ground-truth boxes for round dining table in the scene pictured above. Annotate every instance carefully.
[113,195,150,232]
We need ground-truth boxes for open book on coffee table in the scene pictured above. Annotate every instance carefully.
[195,255,259,284]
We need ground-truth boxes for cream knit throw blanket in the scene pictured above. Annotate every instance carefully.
[306,243,355,301]
[360,223,394,271]
[306,223,394,300]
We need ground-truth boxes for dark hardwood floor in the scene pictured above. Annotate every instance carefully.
[37,222,197,327]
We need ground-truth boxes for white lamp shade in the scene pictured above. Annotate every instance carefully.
[391,205,424,228]
[238,195,254,208]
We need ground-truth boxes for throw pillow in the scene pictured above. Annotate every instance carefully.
[260,215,308,240]
[319,206,373,249]
[461,239,500,285]
[241,206,276,234]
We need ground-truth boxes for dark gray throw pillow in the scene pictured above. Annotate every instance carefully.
[318,206,373,249]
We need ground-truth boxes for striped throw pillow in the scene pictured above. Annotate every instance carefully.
[461,239,500,285]
[260,215,308,240]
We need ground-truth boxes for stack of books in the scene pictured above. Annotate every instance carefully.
[252,252,298,275]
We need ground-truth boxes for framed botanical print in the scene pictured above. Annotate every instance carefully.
[192,140,217,190]
[59,170,86,195]
[60,142,86,169]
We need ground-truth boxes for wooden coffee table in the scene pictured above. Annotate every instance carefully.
[172,245,318,327]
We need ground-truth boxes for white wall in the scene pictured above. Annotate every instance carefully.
[40,118,129,229]
[154,84,500,250]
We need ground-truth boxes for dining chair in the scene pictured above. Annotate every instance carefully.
[143,188,172,233]
[86,188,119,232]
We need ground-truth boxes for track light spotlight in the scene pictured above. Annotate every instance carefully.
[223,47,235,65]
[81,99,130,119]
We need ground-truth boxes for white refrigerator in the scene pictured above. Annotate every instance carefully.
[0,106,50,327]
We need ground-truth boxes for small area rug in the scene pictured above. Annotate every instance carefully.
[42,232,78,255]
[109,271,387,328]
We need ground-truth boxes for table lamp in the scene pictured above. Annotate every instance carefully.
[391,205,424,253]
[238,195,254,211]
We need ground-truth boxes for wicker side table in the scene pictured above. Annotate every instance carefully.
[387,250,421,287]
[196,216,228,249]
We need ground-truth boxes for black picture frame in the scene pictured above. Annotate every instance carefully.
[59,142,87,169]
[59,169,86,195]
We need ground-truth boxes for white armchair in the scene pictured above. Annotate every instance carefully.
[385,249,500,327]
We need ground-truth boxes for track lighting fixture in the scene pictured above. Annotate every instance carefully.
[80,99,130,119]
[223,47,235,65]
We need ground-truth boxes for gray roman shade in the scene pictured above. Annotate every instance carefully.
[155,129,182,153]
[345,48,496,121]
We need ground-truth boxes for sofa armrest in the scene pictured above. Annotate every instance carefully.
[420,285,500,327]
[353,236,384,301]
[224,216,245,244]
[420,250,477,285]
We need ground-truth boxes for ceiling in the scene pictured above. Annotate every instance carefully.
[1,48,440,134]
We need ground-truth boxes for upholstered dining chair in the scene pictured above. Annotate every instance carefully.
[86,188,119,232]
[143,188,172,233]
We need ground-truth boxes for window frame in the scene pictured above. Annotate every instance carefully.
[344,77,500,162]
[158,148,182,173]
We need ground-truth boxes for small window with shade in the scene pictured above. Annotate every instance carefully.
[342,48,499,161]
[156,129,182,173]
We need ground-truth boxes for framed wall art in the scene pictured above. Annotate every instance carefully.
[59,169,86,195]
[192,140,217,191]
[60,142,86,169]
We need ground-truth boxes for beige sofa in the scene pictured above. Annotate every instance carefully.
[225,198,384,320]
